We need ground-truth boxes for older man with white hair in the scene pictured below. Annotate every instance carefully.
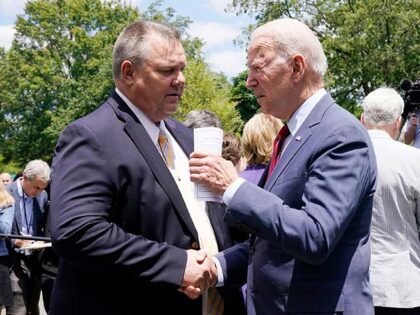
[188,18,377,314]
[361,87,420,315]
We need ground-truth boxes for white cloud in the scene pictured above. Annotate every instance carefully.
[0,25,15,50]
[0,0,27,18]
[205,0,230,16]
[207,49,247,77]
[188,21,239,49]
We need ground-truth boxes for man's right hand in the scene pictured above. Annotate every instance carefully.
[13,239,33,248]
[180,249,217,299]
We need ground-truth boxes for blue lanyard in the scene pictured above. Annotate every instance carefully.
[22,194,33,233]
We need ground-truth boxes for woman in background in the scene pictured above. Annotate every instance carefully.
[241,113,284,184]
[0,180,15,310]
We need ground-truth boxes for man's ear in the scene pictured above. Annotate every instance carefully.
[291,54,305,80]
[120,60,136,86]
[360,113,365,125]
[395,116,402,131]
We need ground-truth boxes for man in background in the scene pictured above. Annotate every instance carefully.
[402,110,420,148]
[361,87,420,315]
[7,159,50,315]
[184,110,222,129]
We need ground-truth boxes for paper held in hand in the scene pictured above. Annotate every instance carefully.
[20,241,52,250]
[193,127,224,202]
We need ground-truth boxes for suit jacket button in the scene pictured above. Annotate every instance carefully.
[249,246,256,255]
[191,242,200,250]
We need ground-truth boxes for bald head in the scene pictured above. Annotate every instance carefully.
[251,18,327,78]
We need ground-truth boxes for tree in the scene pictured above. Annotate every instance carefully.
[230,70,259,122]
[175,45,243,133]
[0,0,139,165]
[227,0,420,115]
[0,0,242,166]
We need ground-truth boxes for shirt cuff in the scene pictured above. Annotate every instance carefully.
[212,256,224,287]
[223,178,246,206]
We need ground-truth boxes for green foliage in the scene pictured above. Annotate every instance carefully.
[0,0,139,165]
[230,70,259,122]
[175,51,243,134]
[0,154,21,174]
[0,0,243,166]
[227,0,420,116]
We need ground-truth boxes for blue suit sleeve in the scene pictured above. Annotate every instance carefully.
[225,124,376,265]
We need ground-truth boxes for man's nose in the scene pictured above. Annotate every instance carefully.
[246,73,257,89]
[173,71,186,87]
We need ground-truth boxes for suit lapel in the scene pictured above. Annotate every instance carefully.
[166,119,229,247]
[107,93,198,240]
[264,125,312,190]
[265,93,335,191]
[32,197,42,235]
[206,202,227,248]
[165,118,193,155]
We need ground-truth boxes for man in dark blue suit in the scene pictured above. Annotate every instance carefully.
[189,18,377,314]
[49,21,244,315]
[7,159,50,315]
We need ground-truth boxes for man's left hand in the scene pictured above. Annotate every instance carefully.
[189,152,238,195]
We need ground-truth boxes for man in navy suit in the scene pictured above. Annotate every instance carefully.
[49,20,244,315]
[189,18,377,314]
[7,159,50,315]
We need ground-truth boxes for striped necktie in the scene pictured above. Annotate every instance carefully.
[207,287,224,315]
[158,128,174,169]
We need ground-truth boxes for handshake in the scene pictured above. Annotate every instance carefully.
[179,249,218,299]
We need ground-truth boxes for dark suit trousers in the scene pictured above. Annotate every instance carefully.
[7,253,41,315]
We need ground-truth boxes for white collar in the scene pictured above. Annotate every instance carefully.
[287,88,326,136]
[368,129,393,140]
[17,177,25,199]
[115,88,161,144]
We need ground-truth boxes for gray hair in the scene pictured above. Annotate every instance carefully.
[251,18,327,77]
[112,20,181,80]
[184,110,222,129]
[23,160,51,182]
[362,87,404,126]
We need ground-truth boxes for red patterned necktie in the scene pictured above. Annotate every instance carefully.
[267,124,290,178]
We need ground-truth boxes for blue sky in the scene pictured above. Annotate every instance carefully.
[0,0,254,78]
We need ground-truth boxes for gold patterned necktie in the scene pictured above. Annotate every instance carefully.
[207,287,224,315]
[158,128,174,169]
